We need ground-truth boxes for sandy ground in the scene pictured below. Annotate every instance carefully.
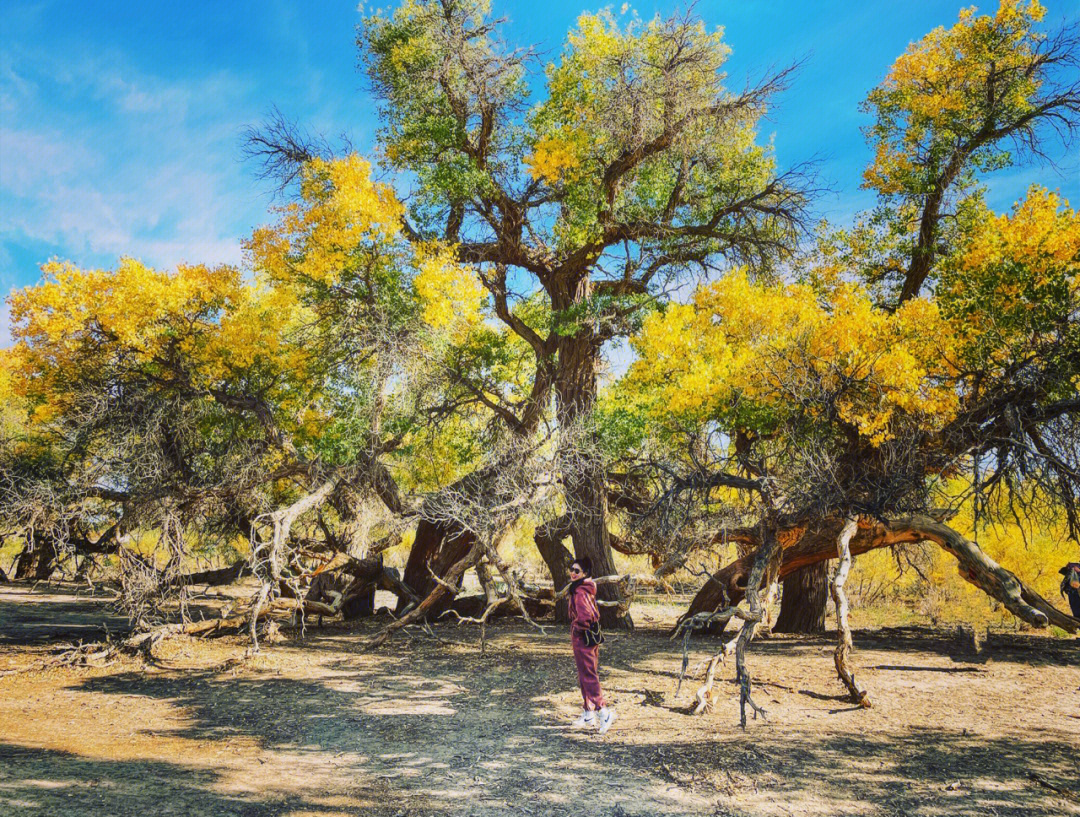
[0,583,1077,817]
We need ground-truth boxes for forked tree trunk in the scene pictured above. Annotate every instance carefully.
[398,517,476,615]
[534,515,574,623]
[773,561,829,634]
[680,515,1080,635]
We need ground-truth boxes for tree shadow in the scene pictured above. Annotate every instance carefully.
[561,726,1079,817]
[664,624,1079,667]
[0,584,131,646]
[0,743,342,817]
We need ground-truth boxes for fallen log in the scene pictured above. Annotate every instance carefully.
[444,593,551,620]
[123,597,341,653]
[180,560,249,587]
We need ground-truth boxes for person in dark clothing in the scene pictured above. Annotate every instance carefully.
[1060,562,1080,619]
[567,557,616,734]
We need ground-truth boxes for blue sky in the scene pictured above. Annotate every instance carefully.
[3,0,1078,344]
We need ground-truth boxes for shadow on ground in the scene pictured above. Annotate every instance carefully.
[0,744,285,817]
[1,587,1077,817]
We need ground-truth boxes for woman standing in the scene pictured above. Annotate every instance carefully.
[567,557,616,734]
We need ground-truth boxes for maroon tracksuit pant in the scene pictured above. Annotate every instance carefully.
[572,633,605,710]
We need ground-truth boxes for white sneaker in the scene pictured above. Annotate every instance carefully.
[572,710,596,728]
[597,707,617,735]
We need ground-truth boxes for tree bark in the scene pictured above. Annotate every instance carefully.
[179,560,249,587]
[14,535,57,580]
[367,536,487,651]
[398,518,475,615]
[831,517,870,706]
[773,561,829,634]
[534,515,574,623]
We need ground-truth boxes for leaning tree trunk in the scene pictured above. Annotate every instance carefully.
[680,515,1080,635]
[773,561,829,634]
[552,290,629,629]
[398,517,476,616]
[397,464,507,615]
[534,515,575,623]
[14,534,57,580]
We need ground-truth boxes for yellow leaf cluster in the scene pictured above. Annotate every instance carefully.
[958,186,1078,278]
[412,242,486,332]
[10,258,239,354]
[864,0,1045,195]
[628,272,960,444]
[525,130,585,184]
[6,256,313,417]
[942,186,1080,363]
[246,155,405,289]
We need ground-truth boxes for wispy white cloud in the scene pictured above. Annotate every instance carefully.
[0,46,258,283]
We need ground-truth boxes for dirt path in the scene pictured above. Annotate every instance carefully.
[0,585,1077,816]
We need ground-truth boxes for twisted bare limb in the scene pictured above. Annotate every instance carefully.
[734,523,782,728]
[681,515,1080,635]
[831,516,871,707]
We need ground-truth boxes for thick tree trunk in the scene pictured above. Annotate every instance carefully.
[680,515,1080,635]
[552,279,629,629]
[14,536,57,580]
[367,537,487,651]
[399,517,476,616]
[534,515,574,623]
[773,561,829,634]
[567,474,624,628]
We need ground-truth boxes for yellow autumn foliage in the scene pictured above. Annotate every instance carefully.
[627,272,959,444]
[526,8,732,191]
[412,242,487,332]
[247,155,486,336]
[525,130,586,184]
[850,507,1078,631]
[864,0,1046,195]
[246,155,405,289]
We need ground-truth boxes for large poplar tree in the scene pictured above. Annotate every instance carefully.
[618,1,1080,699]
[355,1,810,620]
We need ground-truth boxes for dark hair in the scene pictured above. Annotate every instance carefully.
[572,556,593,577]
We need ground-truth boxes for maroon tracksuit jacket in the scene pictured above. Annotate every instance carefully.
[568,578,605,710]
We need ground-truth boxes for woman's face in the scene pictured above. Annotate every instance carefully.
[569,563,584,580]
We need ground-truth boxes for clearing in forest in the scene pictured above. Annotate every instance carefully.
[1,585,1077,817]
